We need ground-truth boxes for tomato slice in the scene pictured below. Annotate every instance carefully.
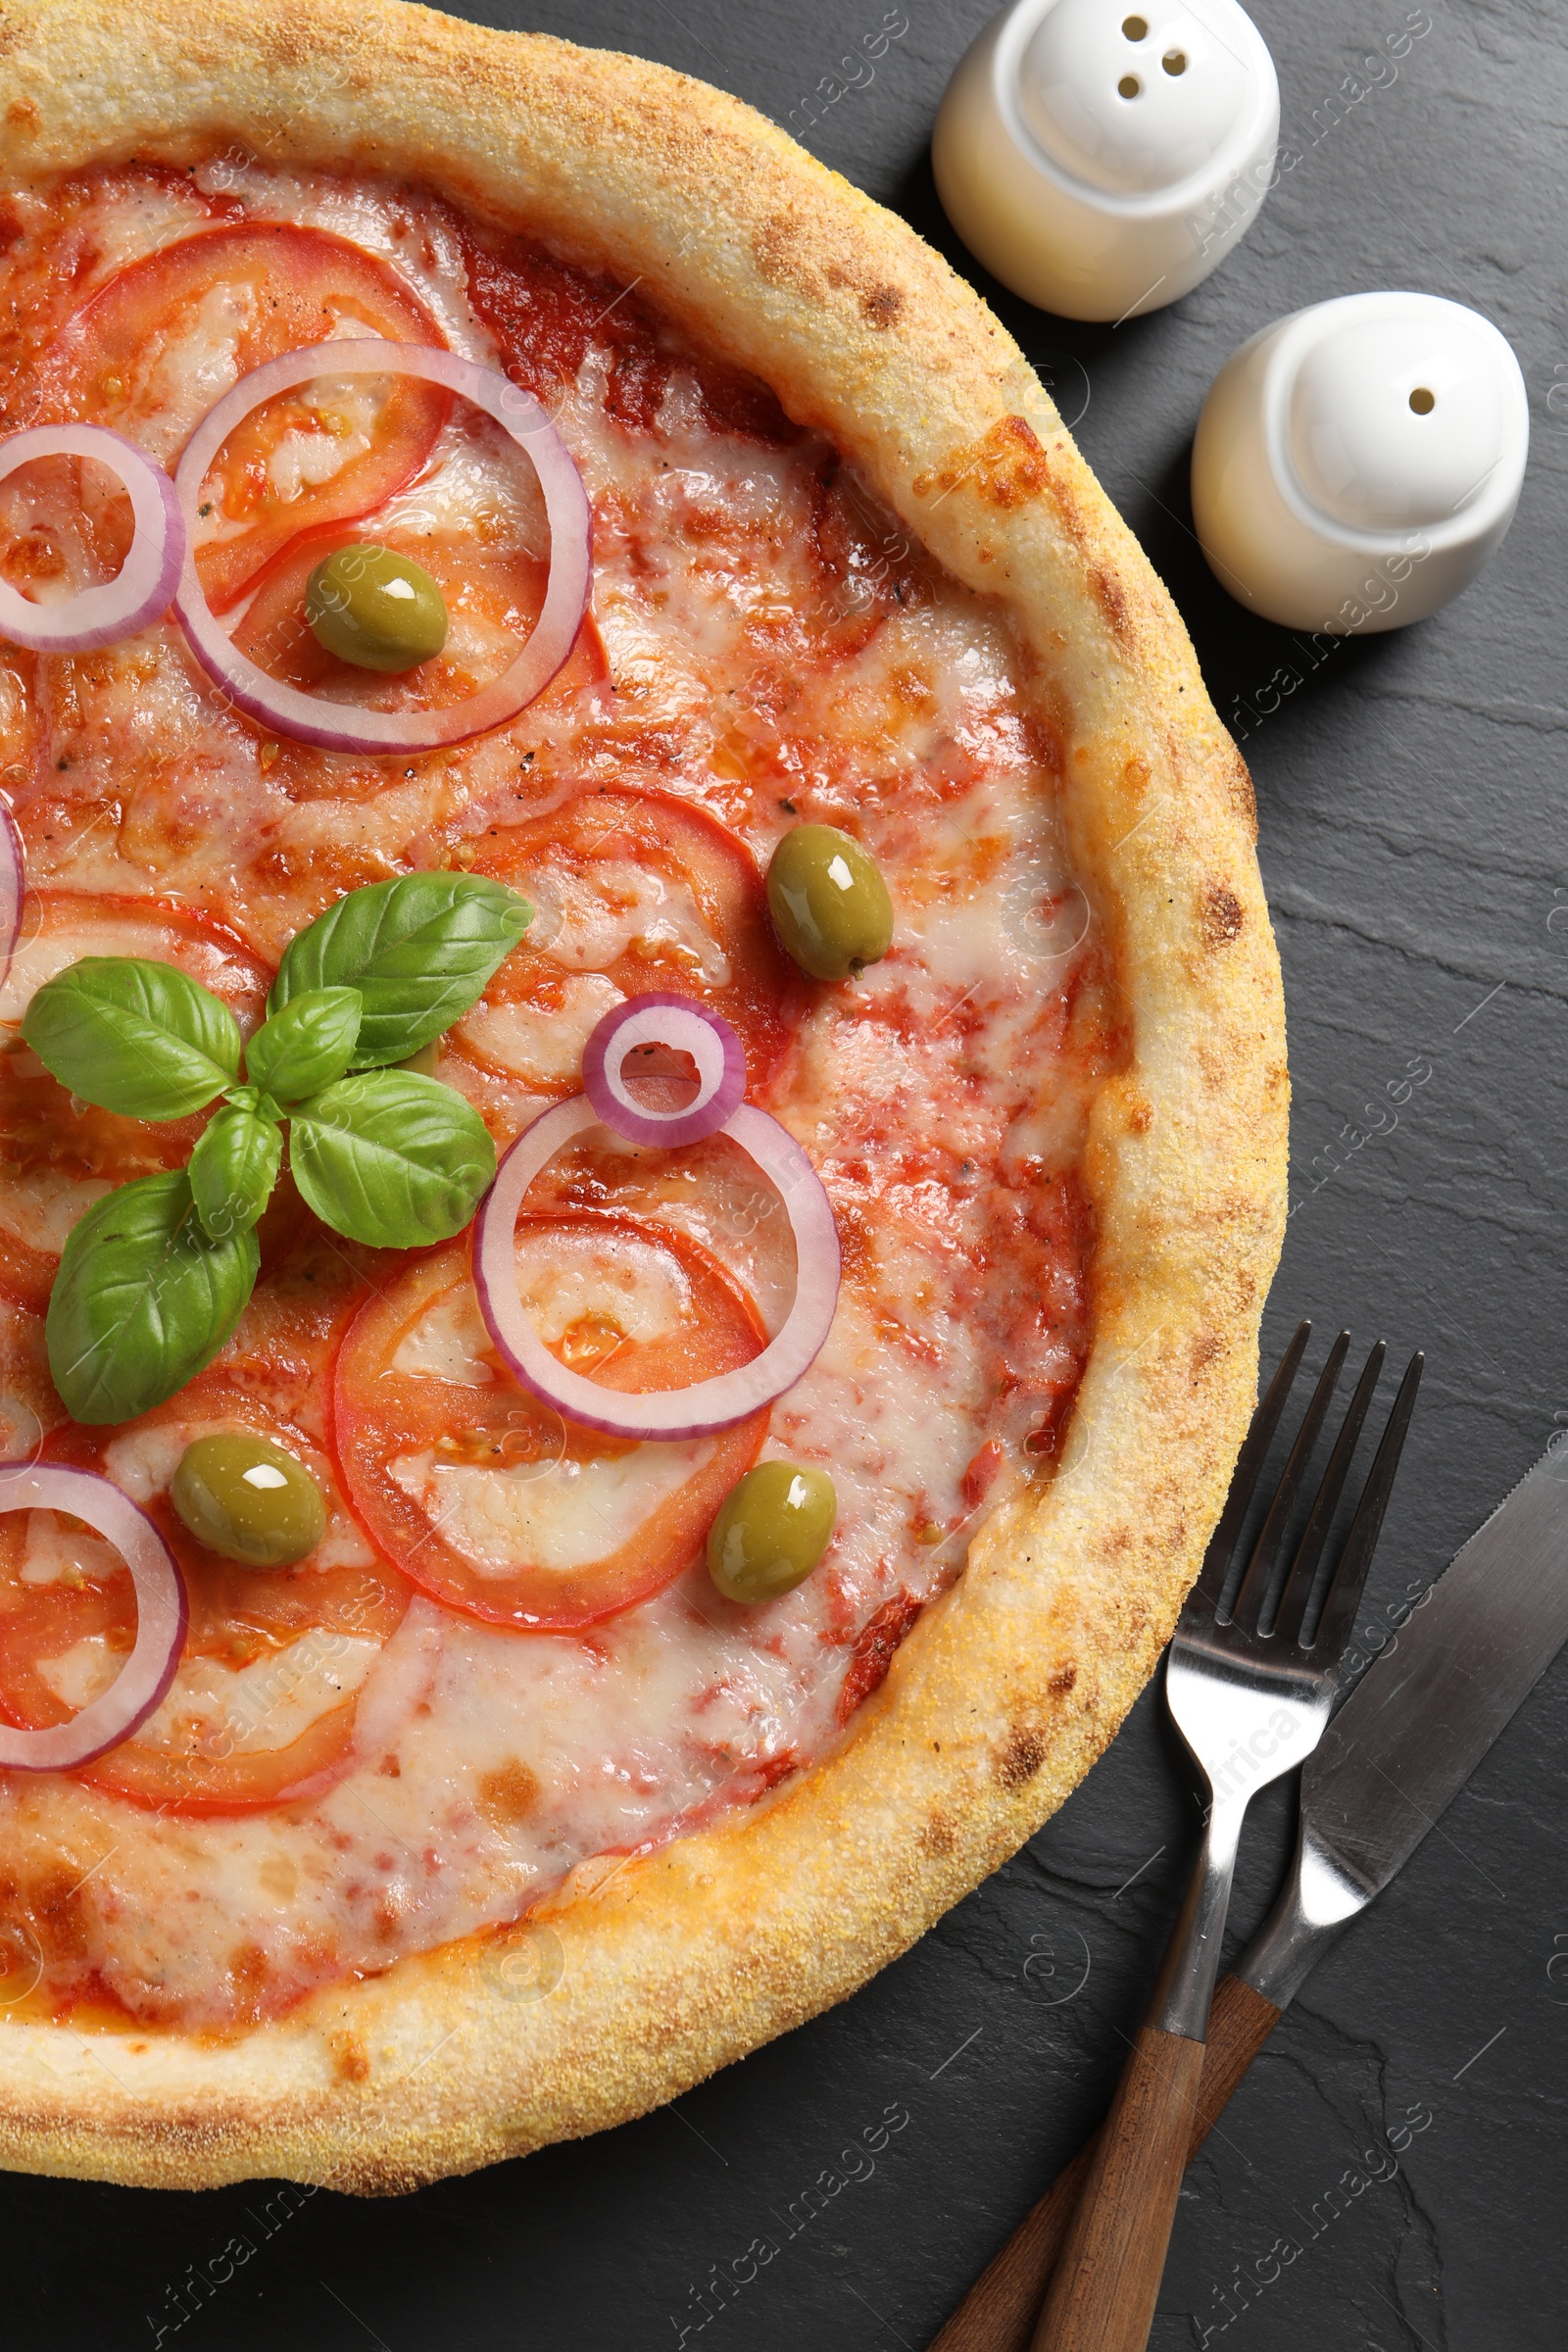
[451,787,796,1101]
[330,1215,769,1630]
[40,224,452,611]
[0,1369,412,1814]
[0,1290,63,1462]
[0,894,273,1311]
[229,523,610,718]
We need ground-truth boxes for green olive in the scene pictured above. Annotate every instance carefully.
[765,824,894,981]
[172,1434,327,1568]
[305,543,449,673]
[708,1461,837,1604]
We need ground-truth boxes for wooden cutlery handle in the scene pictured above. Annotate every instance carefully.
[1029,2022,1204,2352]
[1192,1972,1281,2141]
[926,1974,1282,2352]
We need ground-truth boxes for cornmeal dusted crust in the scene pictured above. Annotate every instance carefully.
[0,0,1287,2188]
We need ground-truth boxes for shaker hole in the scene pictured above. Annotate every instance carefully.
[1121,14,1149,36]
[1118,74,1142,98]
[1409,386,1436,415]
[1162,48,1188,74]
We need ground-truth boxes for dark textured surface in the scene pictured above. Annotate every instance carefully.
[15,3,1568,2346]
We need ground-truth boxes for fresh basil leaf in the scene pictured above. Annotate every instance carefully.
[245,985,363,1103]
[221,1083,283,1123]
[269,874,531,1068]
[46,1169,259,1425]
[23,957,241,1120]
[189,1105,283,1240]
[288,1071,497,1250]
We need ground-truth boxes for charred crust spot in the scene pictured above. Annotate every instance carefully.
[815,256,906,327]
[1201,883,1245,950]
[753,212,791,270]
[1049,1665,1078,1696]
[913,416,1048,512]
[329,2031,370,2085]
[1226,754,1258,836]
[859,282,904,327]
[922,1813,959,1857]
[256,24,318,74]
[1192,1332,1224,1376]
[754,209,815,298]
[999,1726,1048,1789]
[981,416,1049,508]
[1092,567,1129,639]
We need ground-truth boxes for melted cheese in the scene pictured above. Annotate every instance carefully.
[540,861,732,986]
[20,1512,123,1588]
[456,971,624,1084]
[0,167,1121,2030]
[393,1442,718,1576]
[0,1166,113,1255]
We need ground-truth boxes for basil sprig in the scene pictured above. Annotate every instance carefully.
[270,871,532,1069]
[188,1102,283,1240]
[24,957,241,1119]
[243,984,363,1102]
[47,1172,260,1427]
[26,874,528,1424]
[290,1070,499,1250]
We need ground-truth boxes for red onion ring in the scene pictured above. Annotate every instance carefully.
[172,342,592,754]
[582,995,746,1149]
[474,1097,841,1441]
[0,800,22,992]
[0,1464,187,1771]
[0,424,183,654]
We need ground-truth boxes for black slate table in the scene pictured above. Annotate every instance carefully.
[15,3,1568,2346]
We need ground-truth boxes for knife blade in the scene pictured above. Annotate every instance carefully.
[927,1440,1568,2352]
[1239,1436,1568,2007]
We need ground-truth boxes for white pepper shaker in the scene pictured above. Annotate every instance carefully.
[933,0,1279,321]
[1192,291,1530,632]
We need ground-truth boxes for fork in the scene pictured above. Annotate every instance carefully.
[1031,1322,1423,2352]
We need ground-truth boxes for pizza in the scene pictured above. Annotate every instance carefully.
[0,0,1286,2189]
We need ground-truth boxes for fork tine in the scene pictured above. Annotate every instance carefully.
[1272,1340,1386,1647]
[1226,1331,1350,1628]
[1307,1349,1425,1661]
[1188,1321,1311,1618]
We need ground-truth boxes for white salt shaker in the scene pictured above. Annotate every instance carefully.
[933,0,1278,321]
[1192,292,1530,632]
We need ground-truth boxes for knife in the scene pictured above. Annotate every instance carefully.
[929,1441,1568,2352]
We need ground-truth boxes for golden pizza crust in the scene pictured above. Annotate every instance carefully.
[0,0,1287,2188]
